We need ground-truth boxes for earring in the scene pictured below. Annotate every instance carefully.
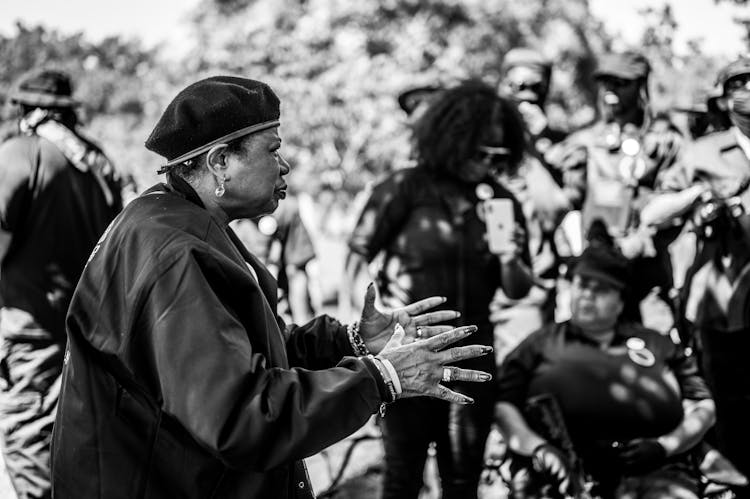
[215,176,226,197]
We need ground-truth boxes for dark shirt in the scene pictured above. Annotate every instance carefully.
[497,321,711,447]
[0,131,121,340]
[349,166,529,328]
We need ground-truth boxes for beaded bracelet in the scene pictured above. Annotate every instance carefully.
[347,321,370,357]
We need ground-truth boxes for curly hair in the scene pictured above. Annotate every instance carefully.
[411,79,526,178]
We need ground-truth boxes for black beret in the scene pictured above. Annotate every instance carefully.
[593,51,650,81]
[715,56,750,91]
[10,68,79,108]
[569,219,630,290]
[146,76,280,172]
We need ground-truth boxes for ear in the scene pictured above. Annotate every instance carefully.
[205,144,229,179]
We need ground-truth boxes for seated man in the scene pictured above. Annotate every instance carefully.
[495,226,715,498]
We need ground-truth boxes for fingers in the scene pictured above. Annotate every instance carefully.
[411,310,461,326]
[382,323,406,351]
[558,477,570,496]
[400,296,447,315]
[422,325,477,351]
[431,384,474,405]
[414,325,453,340]
[360,282,377,318]
[437,344,493,363]
[441,366,492,383]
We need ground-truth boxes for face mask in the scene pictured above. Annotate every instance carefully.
[729,90,750,136]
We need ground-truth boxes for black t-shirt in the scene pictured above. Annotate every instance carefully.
[496,321,711,446]
[0,132,121,340]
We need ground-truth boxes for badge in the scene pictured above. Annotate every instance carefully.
[625,337,645,350]
[257,215,278,236]
[475,183,495,200]
[620,137,641,156]
[626,337,655,367]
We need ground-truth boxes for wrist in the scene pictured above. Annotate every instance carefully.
[367,355,397,404]
[347,321,370,357]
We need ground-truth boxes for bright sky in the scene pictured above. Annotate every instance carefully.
[0,0,202,47]
[0,0,747,56]
[590,0,747,57]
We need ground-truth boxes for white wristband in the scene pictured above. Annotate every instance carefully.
[378,357,402,395]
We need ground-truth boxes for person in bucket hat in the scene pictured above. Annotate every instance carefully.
[0,68,122,498]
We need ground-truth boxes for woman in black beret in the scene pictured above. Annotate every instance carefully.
[346,79,534,499]
[49,76,495,499]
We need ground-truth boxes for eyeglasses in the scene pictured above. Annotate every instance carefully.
[598,76,636,90]
[475,145,511,168]
[507,80,546,96]
[725,76,750,94]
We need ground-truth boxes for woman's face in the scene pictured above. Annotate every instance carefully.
[570,274,624,333]
[222,128,290,220]
[460,126,508,184]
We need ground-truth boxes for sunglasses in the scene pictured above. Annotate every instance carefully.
[598,76,636,90]
[475,145,511,167]
[725,76,750,94]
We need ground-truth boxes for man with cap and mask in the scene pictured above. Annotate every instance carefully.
[552,51,683,324]
[0,68,122,499]
[50,76,495,499]
[499,47,567,169]
[642,56,750,492]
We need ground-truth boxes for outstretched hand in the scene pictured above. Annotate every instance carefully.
[377,323,493,404]
[357,283,459,354]
[532,443,572,496]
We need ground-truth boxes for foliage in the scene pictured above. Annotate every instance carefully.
[183,0,611,193]
[0,1,737,195]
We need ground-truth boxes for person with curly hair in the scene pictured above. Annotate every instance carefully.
[346,79,534,498]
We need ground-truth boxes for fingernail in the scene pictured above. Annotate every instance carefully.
[440,296,447,302]
[463,325,478,334]
[463,397,475,405]
[480,373,492,381]
[481,346,493,354]
[454,311,462,318]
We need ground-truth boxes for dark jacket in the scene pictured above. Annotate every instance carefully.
[51,181,385,498]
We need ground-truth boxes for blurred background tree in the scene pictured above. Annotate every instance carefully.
[0,1,738,196]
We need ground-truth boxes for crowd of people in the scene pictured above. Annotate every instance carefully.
[0,45,749,499]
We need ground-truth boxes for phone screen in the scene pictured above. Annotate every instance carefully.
[484,198,514,254]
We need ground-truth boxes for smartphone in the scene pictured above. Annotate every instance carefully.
[484,198,515,254]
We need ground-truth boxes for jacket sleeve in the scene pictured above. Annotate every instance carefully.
[284,315,355,370]
[139,250,385,471]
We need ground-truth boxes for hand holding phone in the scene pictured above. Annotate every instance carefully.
[484,198,515,255]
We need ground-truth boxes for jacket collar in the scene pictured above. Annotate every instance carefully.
[161,173,279,310]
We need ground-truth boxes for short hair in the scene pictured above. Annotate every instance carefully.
[169,134,251,181]
[412,79,526,177]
